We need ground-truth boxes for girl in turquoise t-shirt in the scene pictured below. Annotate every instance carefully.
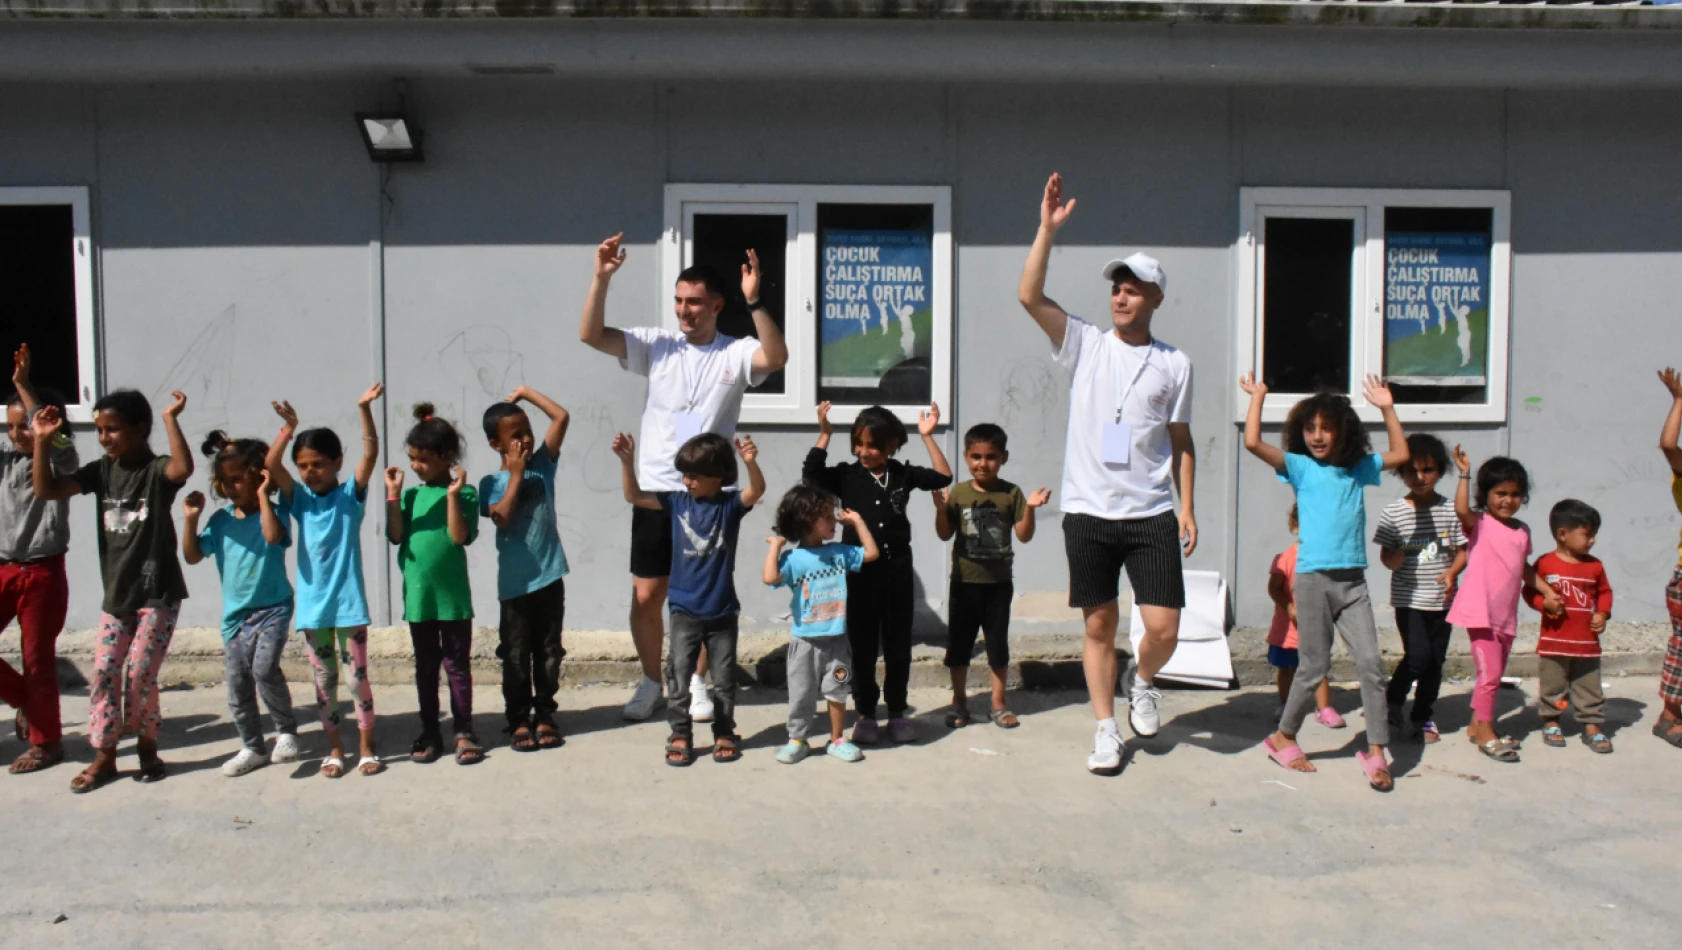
[1241,373,1410,792]
[182,431,298,778]
[386,402,480,765]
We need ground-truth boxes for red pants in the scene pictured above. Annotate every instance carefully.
[0,555,69,746]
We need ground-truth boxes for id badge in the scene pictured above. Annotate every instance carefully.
[1101,421,1132,465]
[674,412,704,446]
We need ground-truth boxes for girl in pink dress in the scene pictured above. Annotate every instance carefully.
[1446,448,1559,762]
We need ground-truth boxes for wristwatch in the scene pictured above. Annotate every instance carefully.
[744,299,764,311]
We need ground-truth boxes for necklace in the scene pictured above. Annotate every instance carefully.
[868,468,890,491]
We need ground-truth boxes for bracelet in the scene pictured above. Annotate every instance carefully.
[1459,474,1472,479]
[362,436,378,442]
[279,427,293,438]
[744,299,763,311]
[387,495,400,503]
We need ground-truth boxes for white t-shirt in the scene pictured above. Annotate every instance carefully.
[1053,316,1193,521]
[621,326,767,491]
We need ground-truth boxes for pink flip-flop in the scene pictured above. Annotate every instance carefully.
[1356,750,1393,792]
[1263,734,1308,771]
[1315,707,1347,729]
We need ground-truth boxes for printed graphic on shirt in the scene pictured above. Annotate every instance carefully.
[960,505,1011,561]
[678,511,724,559]
[103,497,149,534]
[798,565,849,627]
[1542,571,1599,613]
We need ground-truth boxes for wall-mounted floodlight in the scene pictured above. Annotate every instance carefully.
[356,113,424,163]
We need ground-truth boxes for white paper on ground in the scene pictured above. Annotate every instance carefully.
[1129,569,1234,688]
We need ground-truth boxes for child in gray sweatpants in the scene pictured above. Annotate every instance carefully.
[763,485,880,765]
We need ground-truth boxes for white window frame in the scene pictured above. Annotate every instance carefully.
[3,187,98,423]
[662,183,952,426]
[1236,187,1511,425]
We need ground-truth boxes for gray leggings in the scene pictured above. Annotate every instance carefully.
[225,602,298,752]
[1282,569,1389,746]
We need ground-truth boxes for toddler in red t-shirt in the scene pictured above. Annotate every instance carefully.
[1525,499,1613,753]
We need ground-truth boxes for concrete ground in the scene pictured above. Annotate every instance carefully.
[2,677,1678,949]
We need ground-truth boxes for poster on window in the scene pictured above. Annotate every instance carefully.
[820,229,933,389]
[1383,232,1490,385]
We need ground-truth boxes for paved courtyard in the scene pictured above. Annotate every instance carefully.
[1,677,1677,949]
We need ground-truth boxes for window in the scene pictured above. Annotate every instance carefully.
[1,187,97,422]
[663,184,952,426]
[1236,187,1510,424]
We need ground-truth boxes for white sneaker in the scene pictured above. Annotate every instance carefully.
[1087,726,1125,776]
[221,748,268,777]
[1128,675,1162,738]
[689,675,715,723]
[621,675,666,721]
[270,733,302,763]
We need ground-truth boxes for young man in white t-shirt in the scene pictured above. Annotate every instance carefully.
[1017,174,1199,776]
[579,233,789,720]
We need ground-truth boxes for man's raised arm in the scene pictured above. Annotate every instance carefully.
[1017,172,1075,350]
[579,232,630,359]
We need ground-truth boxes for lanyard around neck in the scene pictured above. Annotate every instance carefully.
[1115,341,1154,424]
[678,339,719,414]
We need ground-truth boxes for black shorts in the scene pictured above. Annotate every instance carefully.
[629,505,673,579]
[1062,510,1185,611]
[945,579,1012,670]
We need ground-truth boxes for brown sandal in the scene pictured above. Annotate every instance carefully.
[70,765,118,794]
[711,735,742,764]
[509,724,537,753]
[534,718,564,750]
[9,744,63,774]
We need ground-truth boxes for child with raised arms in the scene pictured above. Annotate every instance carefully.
[1241,373,1408,792]
[480,386,571,752]
[1657,367,1682,750]
[387,403,481,766]
[267,384,385,777]
[183,431,299,777]
[764,485,878,764]
[930,423,1049,730]
[32,389,193,792]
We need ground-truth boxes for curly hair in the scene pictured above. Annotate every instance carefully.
[775,483,838,542]
[1284,391,1370,469]
[1474,456,1530,511]
[199,430,269,499]
[405,402,462,459]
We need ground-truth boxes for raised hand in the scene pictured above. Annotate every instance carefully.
[611,432,636,462]
[765,534,787,549]
[358,382,385,407]
[1660,367,1682,401]
[258,468,273,495]
[1040,172,1076,231]
[448,466,467,495]
[1363,374,1395,409]
[1027,486,1052,508]
[163,390,187,419]
[816,401,833,440]
[182,490,205,518]
[383,466,405,497]
[503,386,529,405]
[504,440,530,477]
[1238,372,1267,398]
[741,249,762,304]
[272,399,299,430]
[31,405,63,440]
[595,233,627,280]
[11,343,29,388]
[837,508,866,529]
[918,402,941,437]
[735,435,758,464]
[1452,444,1472,476]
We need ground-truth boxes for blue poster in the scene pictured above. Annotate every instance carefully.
[1383,232,1490,384]
[820,229,933,387]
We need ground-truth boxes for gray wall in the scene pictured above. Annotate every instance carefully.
[5,77,1679,633]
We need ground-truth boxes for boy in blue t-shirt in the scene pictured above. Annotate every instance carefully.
[762,484,880,765]
[480,387,572,752]
[613,430,764,766]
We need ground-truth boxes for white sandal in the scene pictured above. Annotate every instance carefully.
[320,756,346,779]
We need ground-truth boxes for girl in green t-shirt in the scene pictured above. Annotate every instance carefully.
[386,402,481,766]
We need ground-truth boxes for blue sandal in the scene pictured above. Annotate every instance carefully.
[1581,731,1613,754]
[1542,724,1566,747]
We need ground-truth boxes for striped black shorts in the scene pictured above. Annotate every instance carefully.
[1062,511,1185,611]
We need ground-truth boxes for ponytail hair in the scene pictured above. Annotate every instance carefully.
[200,430,270,499]
[405,402,462,459]
[292,427,344,462]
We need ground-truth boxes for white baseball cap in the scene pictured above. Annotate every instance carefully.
[1101,253,1167,293]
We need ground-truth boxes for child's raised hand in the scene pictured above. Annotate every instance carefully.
[837,507,865,528]
[31,404,63,440]
[448,466,467,495]
[11,343,29,388]
[272,399,299,431]
[918,402,941,437]
[1027,486,1052,508]
[1660,368,1682,401]
[1452,444,1472,476]
[258,468,273,495]
[163,390,188,419]
[766,534,787,549]
[735,435,758,464]
[595,233,627,279]
[1238,372,1267,398]
[503,386,529,405]
[383,466,405,496]
[611,432,636,462]
[358,382,385,408]
[182,490,205,518]
[1362,374,1395,409]
[816,401,833,440]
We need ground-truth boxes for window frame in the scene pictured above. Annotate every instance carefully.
[1235,186,1511,425]
[662,183,953,427]
[2,186,98,423]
